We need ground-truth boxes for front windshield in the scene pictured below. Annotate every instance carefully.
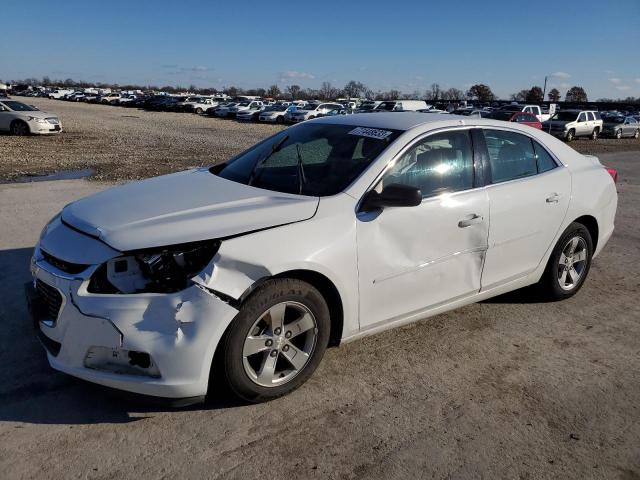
[211,123,402,196]
[301,104,318,111]
[550,111,579,121]
[604,117,624,124]
[3,101,38,111]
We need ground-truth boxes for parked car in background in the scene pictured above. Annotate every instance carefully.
[469,109,493,118]
[258,104,289,123]
[374,100,428,112]
[601,116,640,139]
[542,110,603,141]
[48,89,74,99]
[227,100,264,119]
[28,112,617,403]
[288,102,344,122]
[100,93,121,104]
[355,101,381,113]
[213,102,239,118]
[236,105,267,121]
[0,99,62,135]
[117,94,138,106]
[488,110,542,129]
[499,104,551,122]
[180,97,220,114]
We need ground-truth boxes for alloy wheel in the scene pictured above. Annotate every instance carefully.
[242,301,318,387]
[557,236,588,291]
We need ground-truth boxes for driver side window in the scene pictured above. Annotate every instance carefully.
[379,130,474,198]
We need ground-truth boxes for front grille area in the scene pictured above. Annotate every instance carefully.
[35,279,64,321]
[41,249,89,274]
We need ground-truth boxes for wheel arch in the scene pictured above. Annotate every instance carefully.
[10,118,30,133]
[572,214,599,251]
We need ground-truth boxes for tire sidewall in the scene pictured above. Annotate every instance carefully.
[566,129,574,142]
[11,120,29,136]
[222,278,330,402]
[543,223,594,299]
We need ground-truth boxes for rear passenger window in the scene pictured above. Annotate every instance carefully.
[381,130,474,198]
[532,140,557,173]
[483,130,537,183]
[587,112,595,121]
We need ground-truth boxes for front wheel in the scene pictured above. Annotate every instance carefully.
[537,222,593,300]
[565,129,575,142]
[195,107,203,114]
[10,120,29,136]
[219,278,330,402]
[615,129,622,139]
[634,129,639,139]
[276,116,284,124]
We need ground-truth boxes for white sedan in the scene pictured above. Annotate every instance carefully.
[28,113,617,403]
[0,99,62,135]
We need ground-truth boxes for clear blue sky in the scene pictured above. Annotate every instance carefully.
[2,0,639,99]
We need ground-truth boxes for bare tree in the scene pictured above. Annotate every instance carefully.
[343,80,367,99]
[286,84,302,100]
[319,82,339,100]
[267,84,281,98]
[425,83,441,100]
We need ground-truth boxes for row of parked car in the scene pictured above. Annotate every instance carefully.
[450,104,640,141]
[13,88,640,142]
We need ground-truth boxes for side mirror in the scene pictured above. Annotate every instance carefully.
[360,183,422,211]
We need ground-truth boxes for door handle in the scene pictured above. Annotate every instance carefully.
[458,214,483,228]
[546,193,560,203]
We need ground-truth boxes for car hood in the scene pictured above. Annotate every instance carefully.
[16,110,53,119]
[61,168,319,251]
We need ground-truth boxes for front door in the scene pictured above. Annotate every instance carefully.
[356,128,489,328]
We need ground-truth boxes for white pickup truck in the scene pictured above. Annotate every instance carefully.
[499,104,556,122]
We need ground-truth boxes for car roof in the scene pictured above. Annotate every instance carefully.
[312,112,459,131]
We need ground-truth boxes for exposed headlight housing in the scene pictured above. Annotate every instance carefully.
[88,240,220,294]
[28,116,48,123]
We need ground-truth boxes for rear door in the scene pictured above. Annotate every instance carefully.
[0,102,11,130]
[479,128,571,289]
[576,112,589,136]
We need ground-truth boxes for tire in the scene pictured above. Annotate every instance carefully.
[615,129,622,139]
[565,129,575,142]
[591,128,599,140]
[634,129,639,139]
[195,108,203,114]
[537,222,593,301]
[219,278,330,402]
[10,120,29,136]
[276,116,284,124]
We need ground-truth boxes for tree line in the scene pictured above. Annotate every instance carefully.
[4,76,639,104]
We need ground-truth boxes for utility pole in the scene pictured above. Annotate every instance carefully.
[542,76,548,102]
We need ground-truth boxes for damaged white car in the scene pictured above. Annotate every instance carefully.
[27,113,618,403]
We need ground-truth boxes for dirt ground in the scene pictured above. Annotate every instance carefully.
[1,97,639,182]
[0,100,639,480]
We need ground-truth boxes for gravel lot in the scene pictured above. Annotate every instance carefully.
[1,101,639,479]
[0,97,285,182]
[0,97,639,182]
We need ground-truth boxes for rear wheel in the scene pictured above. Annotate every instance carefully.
[10,120,29,136]
[615,129,622,139]
[276,116,284,124]
[219,278,330,402]
[591,128,599,140]
[195,107,203,114]
[537,222,593,300]
[565,129,575,142]
[634,129,639,139]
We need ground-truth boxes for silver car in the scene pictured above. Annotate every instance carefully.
[601,116,640,139]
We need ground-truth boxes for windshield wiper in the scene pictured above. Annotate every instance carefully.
[248,135,289,186]
[295,143,307,195]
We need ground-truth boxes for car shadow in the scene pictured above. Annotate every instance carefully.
[481,284,557,304]
[0,247,244,426]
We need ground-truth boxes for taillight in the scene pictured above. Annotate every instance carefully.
[605,166,618,183]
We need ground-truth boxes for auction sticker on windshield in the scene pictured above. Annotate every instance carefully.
[348,127,393,140]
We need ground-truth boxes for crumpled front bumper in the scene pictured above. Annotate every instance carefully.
[28,246,239,399]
